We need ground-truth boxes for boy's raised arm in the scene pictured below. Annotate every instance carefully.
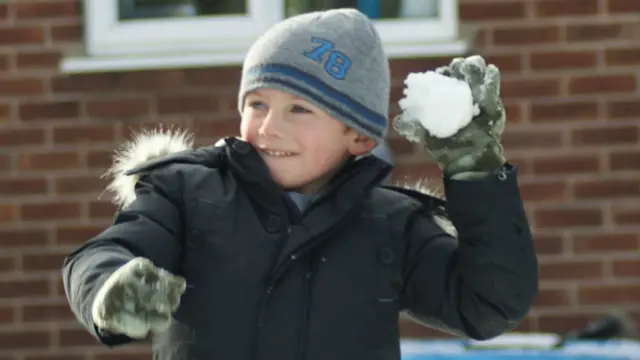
[62,166,185,346]
[400,165,538,340]
[395,55,538,340]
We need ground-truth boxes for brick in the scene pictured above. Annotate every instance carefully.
[518,181,567,202]
[0,331,49,349]
[579,284,639,304]
[53,124,115,144]
[0,204,15,222]
[569,74,636,94]
[534,288,572,307]
[59,329,99,347]
[55,175,107,194]
[608,0,640,12]
[483,54,523,73]
[387,137,414,155]
[0,255,16,271]
[0,53,8,72]
[16,50,61,70]
[0,4,7,20]
[86,98,150,118]
[0,229,48,247]
[0,78,46,96]
[89,201,117,219]
[607,100,640,119]
[51,24,82,42]
[25,355,84,360]
[501,130,563,150]
[0,103,9,121]
[531,101,598,122]
[87,150,113,169]
[535,208,602,228]
[0,178,47,196]
[539,260,604,280]
[530,51,597,70]
[19,101,80,121]
[20,202,81,221]
[573,233,639,253]
[0,26,45,45]
[19,152,81,170]
[574,179,640,199]
[538,313,599,334]
[501,79,560,99]
[610,150,640,171]
[566,23,623,42]
[612,259,640,277]
[184,66,243,87]
[0,128,46,147]
[460,2,526,20]
[14,0,80,19]
[0,155,9,172]
[606,47,640,66]
[0,278,49,298]
[22,252,68,272]
[532,155,600,175]
[0,305,15,324]
[535,0,599,17]
[389,57,449,79]
[55,226,103,245]
[158,94,218,115]
[118,70,186,91]
[192,118,240,139]
[52,74,117,93]
[613,208,640,225]
[493,26,560,46]
[534,235,564,255]
[572,126,638,146]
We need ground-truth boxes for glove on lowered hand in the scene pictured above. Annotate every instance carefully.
[393,55,507,178]
[91,257,186,339]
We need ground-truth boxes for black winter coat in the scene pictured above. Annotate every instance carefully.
[62,135,538,360]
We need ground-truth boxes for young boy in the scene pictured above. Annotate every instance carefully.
[62,8,538,360]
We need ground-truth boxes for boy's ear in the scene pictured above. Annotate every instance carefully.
[347,133,376,156]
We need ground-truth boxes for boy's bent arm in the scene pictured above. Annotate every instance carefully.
[62,167,184,346]
[400,165,538,340]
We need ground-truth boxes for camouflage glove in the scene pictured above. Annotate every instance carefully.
[393,55,506,178]
[91,257,186,339]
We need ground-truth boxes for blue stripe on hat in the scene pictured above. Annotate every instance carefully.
[245,64,387,129]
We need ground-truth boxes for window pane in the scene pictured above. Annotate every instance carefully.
[118,0,247,21]
[284,0,439,19]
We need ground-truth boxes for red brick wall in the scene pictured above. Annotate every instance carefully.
[1,0,639,358]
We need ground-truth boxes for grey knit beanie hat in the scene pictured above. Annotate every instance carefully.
[238,8,390,144]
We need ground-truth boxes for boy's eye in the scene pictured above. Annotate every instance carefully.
[248,100,267,110]
[291,105,312,114]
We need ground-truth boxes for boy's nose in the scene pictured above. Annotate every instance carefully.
[258,112,284,138]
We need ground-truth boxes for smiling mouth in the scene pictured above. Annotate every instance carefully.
[261,149,296,157]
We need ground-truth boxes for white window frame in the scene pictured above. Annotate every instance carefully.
[61,0,470,73]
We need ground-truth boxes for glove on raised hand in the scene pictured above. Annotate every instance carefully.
[393,55,507,178]
[91,257,186,339]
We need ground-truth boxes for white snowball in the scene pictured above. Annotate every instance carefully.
[398,71,476,138]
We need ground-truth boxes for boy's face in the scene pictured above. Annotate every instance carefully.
[240,88,375,194]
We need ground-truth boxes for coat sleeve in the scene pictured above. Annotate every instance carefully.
[400,164,538,340]
[62,166,185,347]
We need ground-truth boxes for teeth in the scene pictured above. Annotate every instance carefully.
[264,150,293,156]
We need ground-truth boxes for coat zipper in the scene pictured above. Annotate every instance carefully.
[296,255,319,360]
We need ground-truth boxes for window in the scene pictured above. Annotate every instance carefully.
[62,0,469,73]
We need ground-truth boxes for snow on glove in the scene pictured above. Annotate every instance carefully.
[393,55,506,178]
[91,257,186,339]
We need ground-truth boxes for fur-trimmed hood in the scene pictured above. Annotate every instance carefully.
[102,127,456,237]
